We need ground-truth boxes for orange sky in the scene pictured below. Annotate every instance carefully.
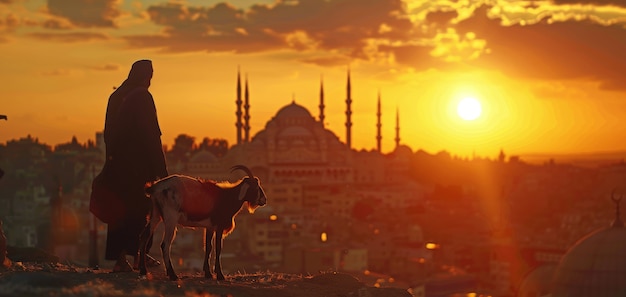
[1,0,626,158]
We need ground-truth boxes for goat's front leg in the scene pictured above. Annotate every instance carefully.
[203,228,214,279]
[138,222,155,276]
[162,223,178,281]
[139,206,162,277]
[214,229,225,280]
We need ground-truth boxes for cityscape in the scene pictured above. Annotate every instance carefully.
[2,74,626,296]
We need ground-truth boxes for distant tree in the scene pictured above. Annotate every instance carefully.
[195,137,229,158]
[0,135,103,197]
[0,135,52,173]
[167,134,196,163]
[0,135,53,198]
[54,136,84,152]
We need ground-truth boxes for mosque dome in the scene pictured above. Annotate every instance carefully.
[393,144,413,157]
[279,126,314,138]
[275,101,313,119]
[551,208,626,297]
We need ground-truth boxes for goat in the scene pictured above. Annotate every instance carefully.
[138,165,267,281]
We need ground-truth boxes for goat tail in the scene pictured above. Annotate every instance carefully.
[145,181,156,197]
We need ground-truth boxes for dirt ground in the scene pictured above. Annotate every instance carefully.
[0,262,413,297]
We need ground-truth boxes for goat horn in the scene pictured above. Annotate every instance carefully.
[231,165,254,178]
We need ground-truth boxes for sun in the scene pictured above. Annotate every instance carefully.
[457,97,482,121]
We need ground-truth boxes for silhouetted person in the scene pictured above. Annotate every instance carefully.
[0,220,9,268]
[0,115,5,181]
[104,59,167,272]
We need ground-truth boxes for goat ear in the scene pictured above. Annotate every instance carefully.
[238,182,250,200]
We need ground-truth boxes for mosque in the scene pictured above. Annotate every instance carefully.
[173,69,416,191]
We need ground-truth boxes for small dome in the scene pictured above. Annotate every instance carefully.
[552,222,626,296]
[393,144,413,157]
[275,101,313,119]
[518,264,556,297]
[189,150,218,163]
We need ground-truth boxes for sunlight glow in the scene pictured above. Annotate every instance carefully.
[457,97,482,121]
[425,242,440,250]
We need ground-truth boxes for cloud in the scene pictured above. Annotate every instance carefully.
[27,31,109,42]
[378,43,437,71]
[124,2,282,53]
[88,63,120,71]
[0,13,19,31]
[40,68,75,76]
[42,19,74,30]
[123,0,414,60]
[46,0,121,28]
[299,54,353,67]
[425,9,459,26]
[25,0,625,90]
[552,0,626,7]
[532,81,591,100]
[0,13,19,42]
[453,5,626,90]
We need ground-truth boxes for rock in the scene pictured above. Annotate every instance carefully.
[306,272,363,291]
[0,219,10,268]
[1,271,73,288]
[351,287,413,297]
[6,246,59,263]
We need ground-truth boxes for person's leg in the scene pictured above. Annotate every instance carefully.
[112,249,133,272]
[126,211,161,269]
[130,185,161,268]
[106,223,133,272]
[105,224,123,261]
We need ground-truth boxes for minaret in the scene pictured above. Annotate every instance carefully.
[244,74,250,143]
[395,107,400,149]
[376,90,382,153]
[235,67,243,145]
[498,148,506,163]
[612,191,624,228]
[319,75,325,125]
[345,68,353,149]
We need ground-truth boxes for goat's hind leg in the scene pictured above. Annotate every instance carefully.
[203,228,214,279]
[161,222,179,281]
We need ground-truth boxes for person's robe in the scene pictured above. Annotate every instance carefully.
[104,87,167,260]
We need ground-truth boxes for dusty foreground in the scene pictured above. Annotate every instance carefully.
[0,263,412,297]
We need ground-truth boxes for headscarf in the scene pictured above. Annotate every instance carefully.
[104,60,153,154]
